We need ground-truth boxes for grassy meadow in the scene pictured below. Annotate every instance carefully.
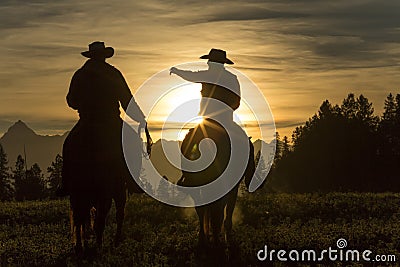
[0,192,400,266]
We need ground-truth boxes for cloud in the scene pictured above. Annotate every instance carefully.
[1,0,400,138]
[236,66,283,72]
[205,6,308,22]
[275,119,304,129]
[274,1,400,64]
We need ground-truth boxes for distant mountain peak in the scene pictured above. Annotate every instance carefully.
[14,120,28,127]
[1,120,37,140]
[7,120,36,135]
[0,121,67,169]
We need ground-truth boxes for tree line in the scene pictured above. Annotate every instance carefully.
[1,92,399,199]
[269,93,400,192]
[0,147,154,201]
[0,148,62,201]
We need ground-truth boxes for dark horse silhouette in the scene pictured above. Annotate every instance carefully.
[179,118,255,246]
[63,119,143,255]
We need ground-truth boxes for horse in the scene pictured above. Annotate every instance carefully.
[179,118,255,247]
[62,119,144,256]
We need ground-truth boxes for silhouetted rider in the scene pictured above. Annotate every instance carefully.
[170,48,240,122]
[58,41,147,196]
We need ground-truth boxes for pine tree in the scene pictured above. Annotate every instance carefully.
[318,100,334,119]
[291,126,302,148]
[395,94,400,124]
[282,136,290,158]
[47,154,63,198]
[14,156,46,201]
[382,93,400,157]
[273,132,282,164]
[0,144,13,201]
[379,93,397,148]
[341,93,358,119]
[382,93,396,122]
[356,94,378,129]
[157,176,171,200]
[13,155,26,201]
[254,150,268,185]
[377,93,400,190]
[24,163,45,200]
[394,94,400,155]
[138,167,153,194]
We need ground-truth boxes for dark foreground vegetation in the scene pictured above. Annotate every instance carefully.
[0,192,399,266]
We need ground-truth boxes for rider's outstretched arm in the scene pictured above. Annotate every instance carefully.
[170,67,206,83]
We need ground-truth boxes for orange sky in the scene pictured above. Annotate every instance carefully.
[1,1,399,141]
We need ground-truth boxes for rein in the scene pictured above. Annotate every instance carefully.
[142,125,153,159]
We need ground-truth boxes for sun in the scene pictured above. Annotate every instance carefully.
[178,129,189,140]
[177,116,203,140]
[159,83,202,124]
[144,83,204,140]
[166,83,202,109]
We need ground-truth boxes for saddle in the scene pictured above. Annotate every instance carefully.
[179,118,255,188]
[62,118,146,194]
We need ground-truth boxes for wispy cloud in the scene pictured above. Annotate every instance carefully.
[0,0,399,139]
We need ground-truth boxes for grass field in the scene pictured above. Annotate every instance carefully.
[1,192,400,266]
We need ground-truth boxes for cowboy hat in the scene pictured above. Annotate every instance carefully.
[81,41,114,59]
[200,48,234,64]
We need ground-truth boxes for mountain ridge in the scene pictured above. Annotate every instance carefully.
[0,121,275,178]
[0,121,67,170]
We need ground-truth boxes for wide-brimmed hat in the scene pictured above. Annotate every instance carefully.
[200,48,234,65]
[81,41,114,59]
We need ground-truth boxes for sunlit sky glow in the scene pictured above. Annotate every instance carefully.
[1,0,399,140]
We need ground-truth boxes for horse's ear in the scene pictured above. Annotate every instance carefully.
[181,127,196,157]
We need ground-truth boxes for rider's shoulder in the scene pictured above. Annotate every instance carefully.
[105,62,120,72]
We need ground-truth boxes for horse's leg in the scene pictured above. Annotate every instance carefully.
[73,211,83,256]
[204,208,210,241]
[69,208,75,249]
[224,186,239,244]
[89,207,96,237]
[210,201,224,246]
[77,207,91,255]
[196,206,207,247]
[70,196,84,257]
[114,187,127,247]
[82,216,91,252]
[94,197,112,248]
[75,224,83,256]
